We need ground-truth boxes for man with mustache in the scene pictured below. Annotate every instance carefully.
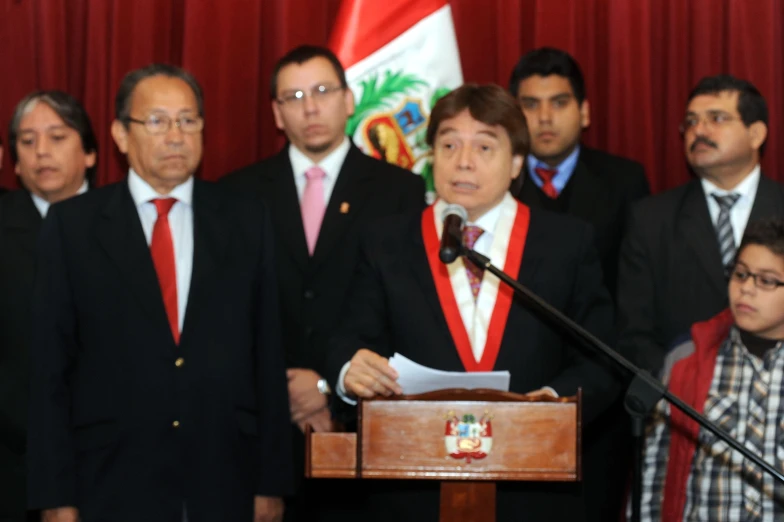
[618,75,784,376]
[0,91,97,522]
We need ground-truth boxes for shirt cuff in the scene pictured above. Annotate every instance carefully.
[542,386,559,398]
[336,362,357,405]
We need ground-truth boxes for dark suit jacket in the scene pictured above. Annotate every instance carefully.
[617,174,784,374]
[0,191,41,522]
[26,180,293,522]
[513,147,649,522]
[325,206,622,522]
[221,144,425,379]
[512,146,649,297]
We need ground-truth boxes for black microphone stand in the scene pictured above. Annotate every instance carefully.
[460,246,784,522]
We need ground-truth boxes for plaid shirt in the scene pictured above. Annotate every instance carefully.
[640,328,784,521]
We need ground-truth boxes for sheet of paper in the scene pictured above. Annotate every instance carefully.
[388,353,510,395]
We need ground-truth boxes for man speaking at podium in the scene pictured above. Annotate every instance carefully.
[325,84,622,522]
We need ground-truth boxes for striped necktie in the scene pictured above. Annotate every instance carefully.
[712,193,741,269]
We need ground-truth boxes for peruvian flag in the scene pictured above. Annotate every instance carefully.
[329,0,463,200]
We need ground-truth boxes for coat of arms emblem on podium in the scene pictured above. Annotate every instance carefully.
[444,411,493,463]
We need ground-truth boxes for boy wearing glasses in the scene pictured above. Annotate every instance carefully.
[639,218,784,521]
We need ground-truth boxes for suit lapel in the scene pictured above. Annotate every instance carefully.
[516,168,541,205]
[680,180,727,296]
[564,158,608,223]
[96,183,173,342]
[404,213,463,357]
[310,145,373,270]
[2,191,43,256]
[180,180,229,342]
[261,150,310,272]
[749,174,784,222]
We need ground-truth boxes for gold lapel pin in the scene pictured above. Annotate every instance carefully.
[340,202,350,214]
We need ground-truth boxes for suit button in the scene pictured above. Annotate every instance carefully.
[175,357,184,367]
[172,420,180,428]
[304,290,315,299]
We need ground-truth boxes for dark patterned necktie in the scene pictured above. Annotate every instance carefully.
[462,225,485,301]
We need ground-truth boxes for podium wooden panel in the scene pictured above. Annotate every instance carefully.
[306,388,581,522]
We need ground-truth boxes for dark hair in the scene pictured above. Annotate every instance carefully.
[115,63,204,125]
[8,90,98,186]
[426,83,530,158]
[737,218,784,261]
[270,45,348,99]
[508,47,586,103]
[687,75,768,155]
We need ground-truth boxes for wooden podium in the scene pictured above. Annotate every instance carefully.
[306,389,581,522]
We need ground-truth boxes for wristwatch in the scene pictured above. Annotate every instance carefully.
[317,378,332,396]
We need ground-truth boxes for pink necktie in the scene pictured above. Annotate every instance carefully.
[301,166,326,255]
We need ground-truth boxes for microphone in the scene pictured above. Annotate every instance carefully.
[439,204,468,264]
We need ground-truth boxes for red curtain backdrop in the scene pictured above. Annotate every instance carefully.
[1,0,782,193]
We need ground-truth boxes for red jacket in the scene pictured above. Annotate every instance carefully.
[661,308,734,521]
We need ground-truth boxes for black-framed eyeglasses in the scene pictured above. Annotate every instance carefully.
[730,267,784,291]
[125,114,204,135]
[679,111,740,134]
[276,84,344,106]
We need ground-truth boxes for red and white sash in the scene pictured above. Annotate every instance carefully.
[421,194,530,372]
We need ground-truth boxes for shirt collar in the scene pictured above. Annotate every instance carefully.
[288,136,351,181]
[701,164,761,200]
[31,180,89,218]
[127,169,194,207]
[433,193,509,237]
[527,144,581,179]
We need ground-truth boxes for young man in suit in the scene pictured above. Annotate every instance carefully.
[508,47,650,299]
[509,47,649,521]
[327,84,621,522]
[618,75,784,375]
[0,91,97,522]
[222,45,424,522]
[26,65,293,522]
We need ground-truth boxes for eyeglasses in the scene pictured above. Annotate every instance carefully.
[276,85,344,106]
[125,114,204,135]
[679,112,741,134]
[730,267,784,291]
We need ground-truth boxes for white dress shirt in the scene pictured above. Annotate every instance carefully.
[701,165,760,247]
[289,136,351,203]
[127,169,194,333]
[31,180,89,218]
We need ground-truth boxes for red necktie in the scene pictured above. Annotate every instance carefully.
[462,225,485,301]
[534,167,559,199]
[151,198,179,344]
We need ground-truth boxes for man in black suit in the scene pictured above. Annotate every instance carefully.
[222,46,424,522]
[327,84,621,522]
[508,47,649,522]
[0,91,97,522]
[508,47,649,298]
[26,65,293,522]
[618,74,784,375]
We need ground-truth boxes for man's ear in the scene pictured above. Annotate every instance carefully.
[580,100,591,129]
[111,120,130,154]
